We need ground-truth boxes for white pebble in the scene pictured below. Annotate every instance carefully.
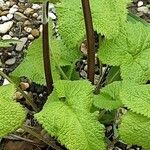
[2,34,12,40]
[0,0,4,5]
[0,21,13,34]
[24,27,32,33]
[32,4,41,10]
[7,13,13,20]
[48,12,56,20]
[28,34,34,40]
[39,25,43,32]
[1,16,9,21]
[137,6,149,13]
[9,7,18,14]
[5,1,11,7]
[12,37,19,40]
[12,5,18,9]
[32,13,38,18]
[138,1,144,7]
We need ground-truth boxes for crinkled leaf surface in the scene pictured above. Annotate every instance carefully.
[10,36,60,84]
[94,81,122,110]
[120,82,150,118]
[56,0,130,49]
[119,111,150,149]
[0,84,26,137]
[100,22,150,83]
[35,80,105,150]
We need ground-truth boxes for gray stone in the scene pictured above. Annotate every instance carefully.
[14,12,27,21]
[137,6,149,13]
[16,37,28,51]
[2,34,11,40]
[24,8,34,16]
[5,57,16,65]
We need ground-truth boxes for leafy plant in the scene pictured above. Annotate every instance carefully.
[0,0,150,149]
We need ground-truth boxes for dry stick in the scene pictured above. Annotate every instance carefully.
[22,125,63,150]
[81,0,95,84]
[42,1,53,95]
[0,70,39,112]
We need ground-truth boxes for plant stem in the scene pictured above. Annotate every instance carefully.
[42,1,53,95]
[81,0,95,84]
[0,70,39,112]
[22,125,63,150]
[94,66,109,94]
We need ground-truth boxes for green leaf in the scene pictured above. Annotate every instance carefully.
[10,36,60,84]
[0,84,26,137]
[100,22,150,84]
[35,80,105,150]
[120,82,150,118]
[119,111,150,149]
[94,81,123,110]
[56,0,130,50]
[0,39,20,48]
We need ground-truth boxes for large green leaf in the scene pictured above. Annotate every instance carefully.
[119,111,150,149]
[56,0,130,50]
[100,22,150,84]
[0,84,26,137]
[120,82,150,118]
[35,80,105,150]
[94,81,123,110]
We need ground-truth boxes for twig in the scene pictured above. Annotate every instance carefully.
[22,125,63,150]
[94,66,109,94]
[0,70,39,112]
[42,1,53,95]
[81,0,95,84]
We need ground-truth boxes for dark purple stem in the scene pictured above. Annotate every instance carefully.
[81,0,95,84]
[42,1,53,95]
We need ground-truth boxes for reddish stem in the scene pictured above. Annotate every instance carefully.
[81,0,95,84]
[42,1,53,95]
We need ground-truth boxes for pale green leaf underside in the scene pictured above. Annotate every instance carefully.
[94,81,122,110]
[119,111,150,149]
[56,0,130,49]
[0,84,26,137]
[100,22,150,83]
[35,80,105,150]
[10,36,60,84]
[120,83,150,118]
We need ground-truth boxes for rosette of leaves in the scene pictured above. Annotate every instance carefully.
[0,84,26,137]
[56,0,130,50]
[99,22,150,84]
[35,80,105,150]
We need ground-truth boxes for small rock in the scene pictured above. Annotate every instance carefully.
[7,13,13,20]
[32,12,38,18]
[0,10,9,16]
[0,21,13,34]
[39,24,43,32]
[20,82,30,90]
[2,34,11,40]
[24,27,32,33]
[12,37,19,40]
[32,4,41,10]
[14,12,27,21]
[31,29,40,37]
[14,91,23,100]
[1,15,9,21]
[5,1,11,7]
[16,37,28,51]
[49,12,56,20]
[1,4,9,10]
[24,20,31,26]
[24,8,34,16]
[9,7,18,14]
[137,6,149,13]
[80,70,87,78]
[84,65,87,71]
[9,31,14,36]
[137,1,143,7]
[5,57,16,65]
[28,34,34,40]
